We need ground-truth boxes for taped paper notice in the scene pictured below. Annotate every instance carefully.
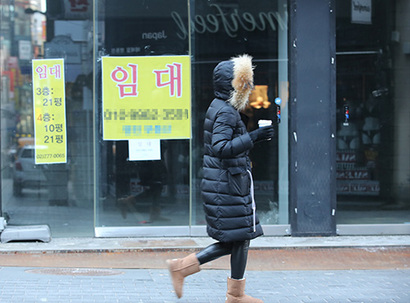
[128,139,161,161]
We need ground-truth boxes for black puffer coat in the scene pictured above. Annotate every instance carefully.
[201,55,264,243]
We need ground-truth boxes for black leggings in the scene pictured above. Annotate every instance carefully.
[196,240,250,280]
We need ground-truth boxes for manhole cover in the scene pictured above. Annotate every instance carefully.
[26,268,124,276]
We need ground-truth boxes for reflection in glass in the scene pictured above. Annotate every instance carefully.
[191,0,289,226]
[335,0,410,224]
[95,0,190,229]
[1,0,94,237]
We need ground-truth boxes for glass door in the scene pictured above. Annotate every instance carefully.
[335,0,410,229]
[188,0,289,233]
[94,0,191,236]
[1,0,94,237]
[94,0,289,237]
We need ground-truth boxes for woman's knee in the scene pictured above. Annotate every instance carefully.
[196,242,233,265]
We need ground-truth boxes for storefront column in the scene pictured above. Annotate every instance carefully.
[393,0,410,204]
[289,0,336,236]
[278,0,289,224]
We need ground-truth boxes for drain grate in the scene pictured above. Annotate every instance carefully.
[25,268,124,276]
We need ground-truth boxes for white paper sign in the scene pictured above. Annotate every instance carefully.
[19,40,32,60]
[128,139,161,161]
[351,0,372,24]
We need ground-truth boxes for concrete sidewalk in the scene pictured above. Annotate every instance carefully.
[0,267,409,302]
[0,236,409,302]
[0,236,409,270]
[1,235,409,252]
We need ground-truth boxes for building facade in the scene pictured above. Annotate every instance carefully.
[0,0,409,238]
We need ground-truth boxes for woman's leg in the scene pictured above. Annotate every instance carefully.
[230,240,250,279]
[167,241,233,298]
[225,240,262,302]
[196,242,233,265]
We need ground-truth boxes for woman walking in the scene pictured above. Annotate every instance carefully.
[167,54,274,302]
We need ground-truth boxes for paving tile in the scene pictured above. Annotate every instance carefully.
[1,267,409,302]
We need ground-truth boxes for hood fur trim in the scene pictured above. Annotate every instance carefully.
[228,54,254,111]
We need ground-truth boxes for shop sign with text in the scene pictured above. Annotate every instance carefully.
[32,59,67,164]
[102,56,191,140]
[351,0,372,24]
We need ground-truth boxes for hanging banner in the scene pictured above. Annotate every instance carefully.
[102,56,191,140]
[32,59,67,164]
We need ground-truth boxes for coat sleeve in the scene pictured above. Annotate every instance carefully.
[211,108,254,158]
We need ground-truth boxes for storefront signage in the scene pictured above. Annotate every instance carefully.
[337,180,380,196]
[101,56,191,140]
[337,169,369,180]
[142,30,168,40]
[336,151,357,163]
[63,0,92,20]
[351,0,372,24]
[32,59,67,164]
[171,4,288,39]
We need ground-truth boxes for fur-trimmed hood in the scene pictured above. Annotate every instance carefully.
[213,54,254,111]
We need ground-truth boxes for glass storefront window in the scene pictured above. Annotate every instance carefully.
[94,1,191,235]
[190,0,289,227]
[335,0,410,225]
[2,0,408,238]
[1,0,289,238]
[0,0,94,237]
[94,0,289,236]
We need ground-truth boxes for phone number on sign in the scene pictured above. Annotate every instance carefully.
[104,109,189,121]
[36,153,65,159]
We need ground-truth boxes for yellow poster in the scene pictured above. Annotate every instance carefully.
[102,56,191,140]
[32,59,67,164]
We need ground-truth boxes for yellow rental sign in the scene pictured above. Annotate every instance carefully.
[32,59,67,164]
[102,56,191,140]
